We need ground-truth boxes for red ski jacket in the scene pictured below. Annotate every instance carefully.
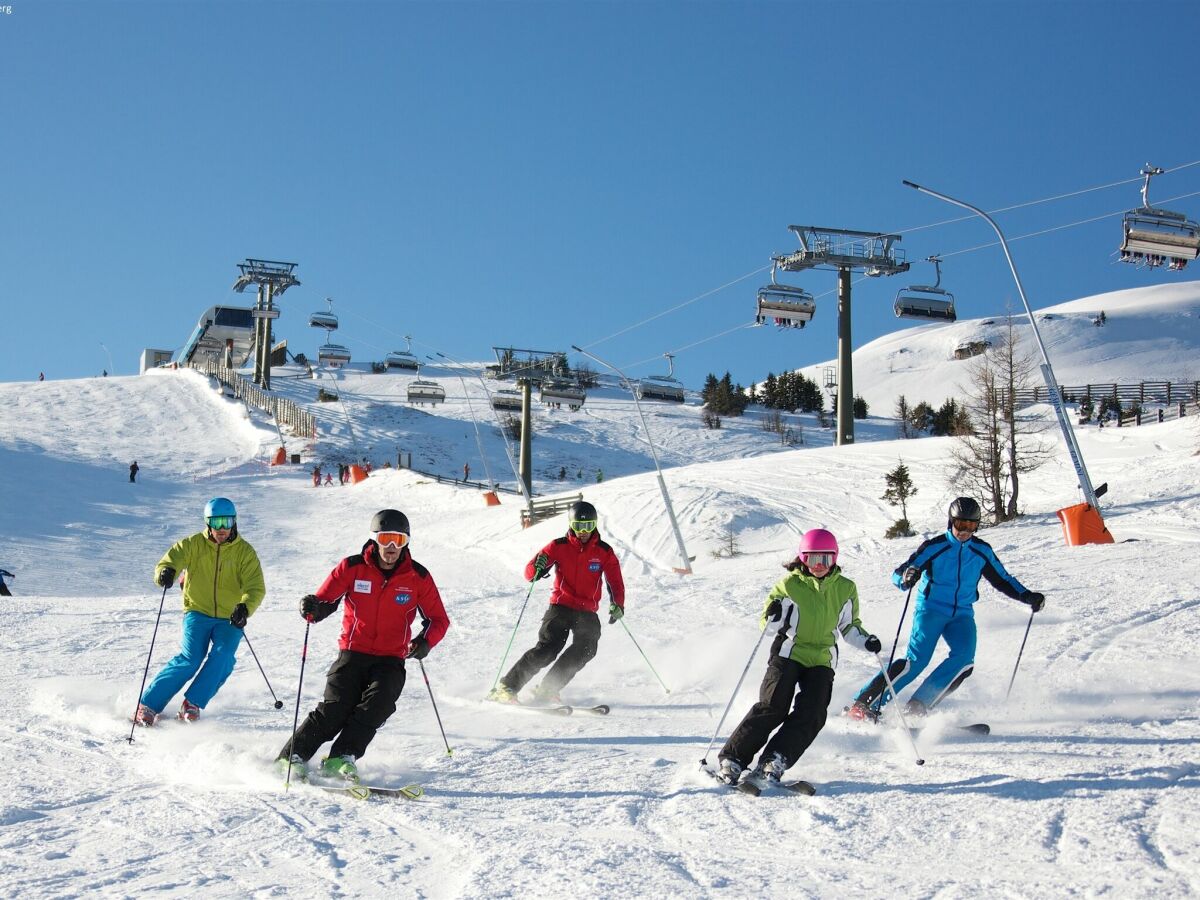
[313,542,450,658]
[523,530,625,614]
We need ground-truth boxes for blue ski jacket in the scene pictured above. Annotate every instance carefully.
[893,530,1028,616]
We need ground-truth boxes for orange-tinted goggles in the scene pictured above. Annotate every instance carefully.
[374,531,409,548]
[951,518,979,532]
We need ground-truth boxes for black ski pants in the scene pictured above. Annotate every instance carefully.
[502,605,601,695]
[278,650,406,763]
[720,656,835,770]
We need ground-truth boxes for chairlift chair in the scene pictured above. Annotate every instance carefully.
[385,335,420,370]
[755,263,816,328]
[634,353,685,403]
[539,379,586,410]
[491,388,523,411]
[309,298,339,331]
[894,256,957,322]
[317,342,351,368]
[407,379,446,405]
[1119,165,1200,271]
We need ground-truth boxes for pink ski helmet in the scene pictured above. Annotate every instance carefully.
[798,528,839,565]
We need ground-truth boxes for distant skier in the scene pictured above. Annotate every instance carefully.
[463,462,470,482]
[848,497,1044,721]
[277,509,450,782]
[136,498,266,725]
[312,465,321,487]
[129,461,139,483]
[0,568,13,597]
[715,529,880,789]
[324,472,333,486]
[487,500,625,705]
[38,372,45,381]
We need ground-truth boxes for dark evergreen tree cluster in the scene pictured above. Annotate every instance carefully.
[701,372,749,416]
[905,397,972,436]
[755,371,824,413]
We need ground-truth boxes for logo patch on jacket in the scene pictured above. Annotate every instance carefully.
[394,592,412,605]
[588,560,601,572]
[353,579,373,594]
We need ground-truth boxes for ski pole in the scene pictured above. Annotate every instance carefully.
[1005,607,1036,701]
[888,586,915,668]
[619,617,671,695]
[127,583,170,744]
[491,572,540,692]
[284,621,311,790]
[873,652,925,766]
[418,660,453,756]
[699,624,769,767]
[240,630,285,710]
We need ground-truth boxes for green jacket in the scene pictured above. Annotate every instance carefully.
[761,566,871,669]
[155,532,266,620]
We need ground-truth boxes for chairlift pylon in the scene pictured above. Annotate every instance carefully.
[894,255,957,322]
[1118,164,1200,270]
[309,297,339,331]
[755,263,816,329]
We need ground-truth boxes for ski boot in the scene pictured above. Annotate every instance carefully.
[486,684,518,704]
[178,699,201,722]
[903,699,928,718]
[277,754,309,781]
[846,700,880,724]
[320,755,359,782]
[134,703,158,727]
[758,751,788,785]
[716,758,743,785]
[530,683,561,705]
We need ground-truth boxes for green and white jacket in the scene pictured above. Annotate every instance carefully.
[761,565,872,670]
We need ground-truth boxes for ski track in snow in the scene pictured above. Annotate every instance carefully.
[4,282,1200,897]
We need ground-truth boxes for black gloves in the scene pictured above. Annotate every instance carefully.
[1021,591,1045,612]
[900,567,920,590]
[229,603,249,629]
[533,553,551,579]
[765,599,783,622]
[300,594,338,623]
[157,567,176,588]
[408,636,431,660]
[608,602,624,625]
[864,634,882,654]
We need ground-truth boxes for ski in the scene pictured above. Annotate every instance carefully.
[909,722,990,736]
[289,779,423,801]
[783,780,817,795]
[485,698,573,716]
[739,774,817,797]
[577,704,610,716]
[699,764,760,796]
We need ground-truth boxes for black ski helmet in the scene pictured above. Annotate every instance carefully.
[947,497,981,527]
[568,500,597,526]
[370,508,410,534]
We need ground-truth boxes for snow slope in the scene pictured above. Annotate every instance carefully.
[1,282,1199,897]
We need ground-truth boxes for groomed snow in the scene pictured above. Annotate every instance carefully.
[1,282,1198,897]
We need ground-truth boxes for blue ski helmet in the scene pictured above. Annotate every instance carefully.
[205,497,237,520]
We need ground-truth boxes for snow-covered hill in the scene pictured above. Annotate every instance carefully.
[1,281,1198,897]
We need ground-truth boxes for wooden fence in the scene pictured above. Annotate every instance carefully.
[186,360,317,439]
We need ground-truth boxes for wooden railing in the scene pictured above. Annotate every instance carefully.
[186,360,317,439]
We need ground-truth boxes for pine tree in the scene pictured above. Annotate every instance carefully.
[882,461,917,538]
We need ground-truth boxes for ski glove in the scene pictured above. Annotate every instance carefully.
[900,566,920,590]
[157,567,176,588]
[765,599,783,622]
[864,634,882,654]
[608,601,624,624]
[229,603,249,629]
[408,636,431,660]
[1021,591,1045,613]
[533,553,551,579]
[300,594,338,623]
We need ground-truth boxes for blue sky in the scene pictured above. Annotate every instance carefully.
[3,0,1198,392]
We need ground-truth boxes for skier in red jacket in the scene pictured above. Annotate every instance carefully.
[488,500,625,705]
[277,509,450,781]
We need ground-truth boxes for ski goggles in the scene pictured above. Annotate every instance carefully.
[570,519,597,534]
[951,518,979,532]
[207,515,236,530]
[374,531,409,548]
[801,552,836,568]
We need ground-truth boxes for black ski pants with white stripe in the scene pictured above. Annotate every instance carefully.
[720,656,835,771]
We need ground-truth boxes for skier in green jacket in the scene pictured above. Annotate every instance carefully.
[135,497,266,725]
[717,528,880,789]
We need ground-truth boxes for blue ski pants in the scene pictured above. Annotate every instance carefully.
[142,611,244,713]
[858,605,977,710]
